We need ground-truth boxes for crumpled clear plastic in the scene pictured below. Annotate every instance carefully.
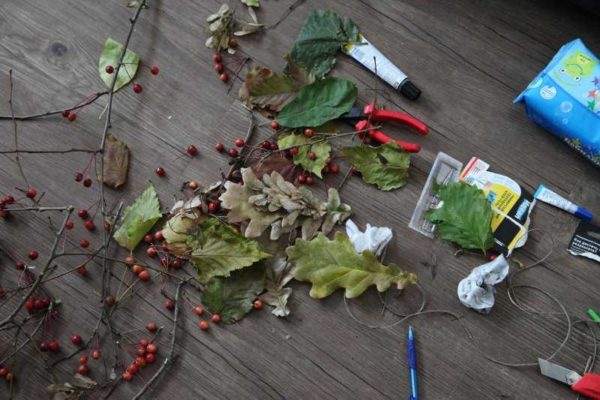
[457,255,509,314]
[345,219,393,257]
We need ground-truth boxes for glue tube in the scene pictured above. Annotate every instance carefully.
[534,184,593,221]
[343,35,421,100]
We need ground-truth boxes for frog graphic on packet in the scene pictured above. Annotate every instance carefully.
[552,50,597,86]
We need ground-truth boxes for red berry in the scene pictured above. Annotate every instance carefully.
[213,53,222,63]
[261,141,271,150]
[14,260,23,270]
[143,234,153,243]
[155,167,166,176]
[253,300,263,310]
[34,298,45,309]
[214,63,224,73]
[79,355,88,365]
[150,66,160,75]
[74,172,83,182]
[135,356,146,368]
[208,202,219,213]
[289,147,299,156]
[270,120,280,130]
[132,264,144,274]
[146,343,158,353]
[24,299,34,311]
[91,350,101,360]
[146,246,158,257]
[104,221,111,232]
[28,250,39,260]
[146,322,158,332]
[105,65,114,74]
[154,231,164,241]
[297,175,306,184]
[160,257,168,267]
[65,220,74,229]
[71,335,82,345]
[270,142,279,151]
[77,265,87,276]
[330,164,340,174]
[122,371,133,382]
[4,196,14,205]
[193,306,204,316]
[307,151,316,160]
[84,220,95,231]
[138,270,151,281]
[104,296,115,306]
[305,176,314,186]
[234,138,245,148]
[211,314,222,324]
[164,299,175,311]
[304,128,314,138]
[80,239,90,248]
[78,364,89,376]
[229,148,238,157]
[40,341,49,351]
[26,188,37,199]
[136,347,146,357]
[68,113,77,122]
[123,256,135,266]
[215,143,225,152]
[322,166,331,175]
[219,73,228,82]
[133,83,143,93]
[4,373,13,382]
[78,209,88,219]
[83,178,92,187]
[187,145,198,156]
[48,341,60,352]
[170,258,182,270]
[139,338,149,348]
[145,353,155,364]
[127,364,138,375]
[62,110,70,118]
[199,320,209,331]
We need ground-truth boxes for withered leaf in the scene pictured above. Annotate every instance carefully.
[102,134,129,189]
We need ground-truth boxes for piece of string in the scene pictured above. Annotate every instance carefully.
[344,228,599,373]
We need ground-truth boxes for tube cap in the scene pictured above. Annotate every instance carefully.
[400,81,421,100]
[575,207,594,221]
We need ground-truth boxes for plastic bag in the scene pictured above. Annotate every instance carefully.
[515,39,600,168]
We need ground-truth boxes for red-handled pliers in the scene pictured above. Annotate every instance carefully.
[339,102,428,153]
[539,358,600,399]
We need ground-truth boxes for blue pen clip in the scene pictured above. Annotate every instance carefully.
[408,326,419,400]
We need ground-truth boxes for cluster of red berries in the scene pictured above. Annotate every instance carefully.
[77,349,102,376]
[24,296,51,314]
[62,109,77,122]
[74,171,93,188]
[123,338,158,382]
[213,53,228,83]
[0,195,15,217]
[0,366,14,383]
[104,64,159,95]
[198,309,221,331]
[76,208,96,231]
[39,339,60,352]
[214,137,246,158]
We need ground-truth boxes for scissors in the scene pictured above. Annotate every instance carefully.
[538,358,600,399]
[339,102,428,153]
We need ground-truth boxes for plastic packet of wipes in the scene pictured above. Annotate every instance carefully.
[515,39,600,168]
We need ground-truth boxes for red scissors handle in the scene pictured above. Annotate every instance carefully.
[355,120,421,153]
[572,373,600,400]
[363,103,429,135]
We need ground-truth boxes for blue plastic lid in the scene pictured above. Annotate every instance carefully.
[575,207,594,221]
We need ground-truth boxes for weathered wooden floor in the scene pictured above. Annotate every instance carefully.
[0,0,599,399]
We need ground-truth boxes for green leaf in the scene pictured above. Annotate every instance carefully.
[425,182,494,253]
[201,265,265,324]
[287,232,416,299]
[98,38,140,92]
[288,10,358,78]
[277,134,331,178]
[190,219,270,284]
[239,67,298,112]
[342,142,410,190]
[114,183,161,251]
[277,78,357,128]
[241,0,260,7]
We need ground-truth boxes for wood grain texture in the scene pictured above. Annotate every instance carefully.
[0,0,599,399]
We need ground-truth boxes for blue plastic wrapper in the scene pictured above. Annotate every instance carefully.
[515,39,600,167]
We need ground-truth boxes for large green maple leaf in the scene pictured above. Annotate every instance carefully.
[425,182,494,253]
[342,142,410,190]
[287,232,416,299]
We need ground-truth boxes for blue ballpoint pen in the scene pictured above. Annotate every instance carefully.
[408,326,419,400]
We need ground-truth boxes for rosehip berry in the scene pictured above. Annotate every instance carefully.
[26,188,37,199]
[135,356,146,368]
[187,145,198,156]
[138,270,151,281]
[155,167,166,176]
[330,164,340,174]
[84,220,95,231]
[132,264,144,274]
[80,239,90,248]
[215,143,225,152]
[307,151,316,160]
[78,364,89,376]
[214,63,224,73]
[62,110,70,118]
[146,246,158,257]
[297,174,307,184]
[34,299,45,309]
[211,314,222,324]
[253,300,263,310]
[269,142,278,151]
[322,166,330,174]
[145,353,155,364]
[160,257,168,267]
[74,172,83,182]
[219,73,228,82]
[127,364,138,375]
[305,176,314,186]
[213,53,222,63]
[65,220,74,229]
[146,343,157,353]
[289,147,299,157]
[77,265,87,275]
[154,231,164,241]
[124,256,135,266]
[164,299,175,311]
[91,350,101,360]
[139,338,149,348]
[208,202,219,213]
[122,371,133,382]
[83,178,92,187]
[104,296,115,306]
[71,335,82,345]
[270,120,280,130]
[40,341,49,351]
[193,306,204,316]
[143,234,153,243]
[229,148,238,157]
[304,128,314,138]
[150,65,160,75]
[15,260,24,270]
[78,209,88,219]
[199,320,209,331]
[146,322,158,333]
[24,299,34,311]
[170,258,182,270]
[4,196,14,204]
[234,138,245,148]
[28,250,39,260]
[48,341,60,352]
[79,355,88,365]
[68,113,77,122]
[133,83,143,93]
[105,65,114,74]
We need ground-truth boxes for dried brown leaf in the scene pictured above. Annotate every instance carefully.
[102,134,129,189]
